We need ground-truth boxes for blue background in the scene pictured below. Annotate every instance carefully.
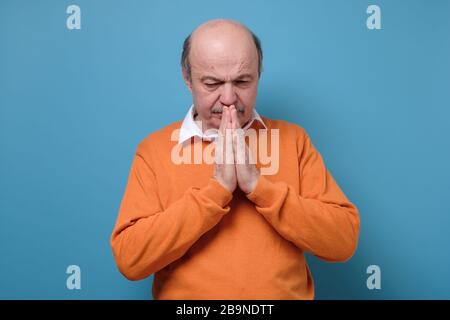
[1,0,449,299]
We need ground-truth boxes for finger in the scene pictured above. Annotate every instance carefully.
[218,107,233,165]
[225,118,234,165]
[228,104,234,125]
[214,131,224,165]
[219,106,229,134]
[233,128,246,165]
[230,105,239,129]
[245,140,256,166]
[216,107,229,165]
[230,105,237,130]
[225,107,232,130]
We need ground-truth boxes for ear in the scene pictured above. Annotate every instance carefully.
[182,67,193,93]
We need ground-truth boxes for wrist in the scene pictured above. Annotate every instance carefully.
[213,177,235,193]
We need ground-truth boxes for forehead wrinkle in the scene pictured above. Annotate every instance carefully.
[236,60,253,73]
[190,43,257,82]
[193,61,251,81]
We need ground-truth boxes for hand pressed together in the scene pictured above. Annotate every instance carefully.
[213,105,260,194]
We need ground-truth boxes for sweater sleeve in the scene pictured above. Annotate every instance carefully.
[246,128,360,262]
[110,149,233,281]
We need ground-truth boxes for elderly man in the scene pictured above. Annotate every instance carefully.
[111,19,360,300]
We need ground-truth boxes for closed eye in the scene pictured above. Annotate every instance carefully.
[234,80,250,86]
[204,82,221,89]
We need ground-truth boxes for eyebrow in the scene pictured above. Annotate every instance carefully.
[200,74,254,82]
[235,74,254,81]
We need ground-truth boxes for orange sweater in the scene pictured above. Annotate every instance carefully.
[110,117,360,299]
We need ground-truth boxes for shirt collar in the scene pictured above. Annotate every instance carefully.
[178,104,267,145]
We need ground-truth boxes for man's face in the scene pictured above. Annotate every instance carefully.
[183,28,260,131]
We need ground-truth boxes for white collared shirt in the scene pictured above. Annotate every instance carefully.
[178,105,267,145]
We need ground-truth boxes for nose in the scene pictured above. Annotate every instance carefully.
[219,82,237,107]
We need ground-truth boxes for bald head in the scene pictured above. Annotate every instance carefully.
[181,19,263,81]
